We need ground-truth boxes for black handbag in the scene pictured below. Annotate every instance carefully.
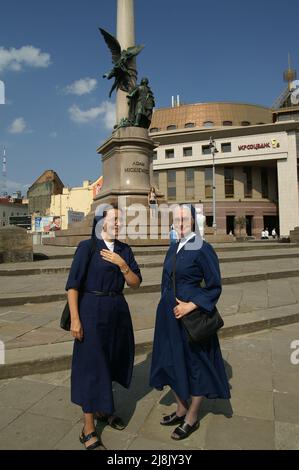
[60,238,97,331]
[172,248,224,343]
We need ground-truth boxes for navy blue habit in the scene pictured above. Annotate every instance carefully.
[150,234,230,401]
[65,234,142,414]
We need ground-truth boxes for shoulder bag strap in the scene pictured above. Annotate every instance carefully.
[172,247,177,301]
[80,238,97,291]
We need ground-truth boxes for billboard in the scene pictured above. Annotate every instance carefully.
[34,216,61,232]
[9,216,31,230]
[67,210,84,225]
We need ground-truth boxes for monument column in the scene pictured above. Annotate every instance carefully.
[116,0,135,124]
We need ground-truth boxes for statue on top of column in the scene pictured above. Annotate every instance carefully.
[127,77,155,129]
[99,28,144,98]
[99,26,155,129]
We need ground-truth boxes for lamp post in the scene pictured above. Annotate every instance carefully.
[209,137,218,235]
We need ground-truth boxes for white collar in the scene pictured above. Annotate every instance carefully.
[177,232,196,252]
[103,239,115,251]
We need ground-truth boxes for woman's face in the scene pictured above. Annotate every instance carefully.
[173,206,193,239]
[102,209,123,238]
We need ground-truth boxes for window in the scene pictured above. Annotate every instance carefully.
[223,120,233,126]
[221,142,231,153]
[167,170,176,200]
[153,171,159,188]
[243,167,252,198]
[261,168,268,198]
[3,211,5,217]
[224,167,234,198]
[185,168,195,199]
[185,122,195,128]
[241,121,250,126]
[202,145,211,155]
[205,167,213,198]
[165,149,174,159]
[203,121,214,127]
[206,216,213,227]
[183,147,192,157]
[167,124,177,130]
[153,151,157,161]
[150,127,160,133]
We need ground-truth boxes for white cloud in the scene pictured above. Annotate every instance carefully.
[69,101,116,129]
[64,77,97,96]
[50,131,58,139]
[9,117,27,134]
[0,46,51,73]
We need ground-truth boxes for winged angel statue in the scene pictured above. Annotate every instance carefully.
[99,28,144,98]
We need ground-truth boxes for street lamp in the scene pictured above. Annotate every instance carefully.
[209,136,218,235]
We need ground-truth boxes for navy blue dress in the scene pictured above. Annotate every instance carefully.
[65,238,142,414]
[150,235,230,401]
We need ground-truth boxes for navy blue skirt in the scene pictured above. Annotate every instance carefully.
[71,292,135,414]
[150,290,231,401]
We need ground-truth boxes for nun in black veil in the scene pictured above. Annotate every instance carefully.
[65,203,142,450]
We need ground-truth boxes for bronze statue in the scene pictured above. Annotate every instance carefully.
[127,77,155,128]
[99,28,144,98]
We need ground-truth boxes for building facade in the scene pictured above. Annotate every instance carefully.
[150,102,299,238]
[0,197,29,227]
[49,176,103,230]
[27,170,64,216]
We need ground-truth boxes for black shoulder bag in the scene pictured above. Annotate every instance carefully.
[172,249,224,344]
[60,238,97,331]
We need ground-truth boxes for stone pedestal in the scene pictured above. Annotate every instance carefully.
[43,127,169,247]
[0,225,33,263]
[96,127,154,197]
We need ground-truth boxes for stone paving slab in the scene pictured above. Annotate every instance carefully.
[0,324,298,450]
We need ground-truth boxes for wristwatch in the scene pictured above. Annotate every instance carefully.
[120,265,129,275]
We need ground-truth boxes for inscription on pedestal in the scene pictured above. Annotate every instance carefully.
[124,160,149,174]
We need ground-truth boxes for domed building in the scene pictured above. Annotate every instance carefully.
[149,98,299,238]
[150,102,272,132]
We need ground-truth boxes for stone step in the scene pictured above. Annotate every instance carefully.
[2,248,299,276]
[32,241,298,261]
[1,302,298,380]
[1,265,299,307]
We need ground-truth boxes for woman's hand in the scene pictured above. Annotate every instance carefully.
[173,298,198,319]
[71,318,83,341]
[100,249,125,268]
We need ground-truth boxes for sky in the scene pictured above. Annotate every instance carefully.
[0,0,299,195]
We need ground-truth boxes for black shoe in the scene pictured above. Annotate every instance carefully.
[95,413,126,431]
[160,412,186,426]
[171,420,199,440]
[79,428,106,450]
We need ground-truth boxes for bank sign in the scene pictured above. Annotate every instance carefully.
[238,139,280,151]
